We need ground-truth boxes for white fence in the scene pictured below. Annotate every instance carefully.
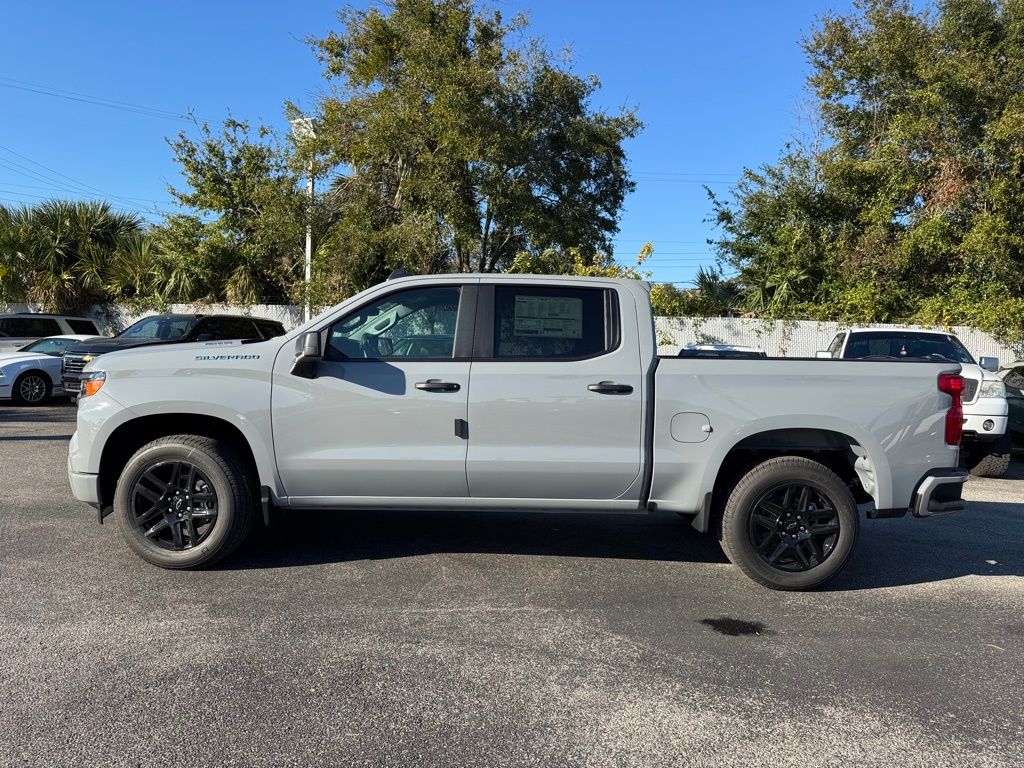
[654,316,1021,361]
[4,301,1020,362]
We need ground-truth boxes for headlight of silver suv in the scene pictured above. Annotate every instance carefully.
[978,380,1006,398]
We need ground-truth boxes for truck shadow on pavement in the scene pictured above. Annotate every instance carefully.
[235,508,731,570]
[228,497,1024,591]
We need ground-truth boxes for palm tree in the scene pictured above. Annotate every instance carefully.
[0,200,142,312]
[692,265,740,316]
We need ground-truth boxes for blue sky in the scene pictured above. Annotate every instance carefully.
[0,0,853,286]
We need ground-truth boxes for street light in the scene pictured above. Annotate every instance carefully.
[290,117,316,324]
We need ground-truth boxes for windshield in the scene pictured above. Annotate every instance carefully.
[117,316,195,341]
[17,337,76,356]
[844,332,976,364]
[117,319,195,342]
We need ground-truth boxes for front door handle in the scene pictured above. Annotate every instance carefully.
[588,381,633,395]
[415,379,461,393]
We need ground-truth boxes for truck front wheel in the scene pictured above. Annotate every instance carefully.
[718,457,860,591]
[113,435,256,569]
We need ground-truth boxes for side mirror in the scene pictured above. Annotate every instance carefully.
[291,331,322,379]
[815,350,833,359]
[979,356,999,372]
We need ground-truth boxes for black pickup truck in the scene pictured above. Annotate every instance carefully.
[62,313,286,392]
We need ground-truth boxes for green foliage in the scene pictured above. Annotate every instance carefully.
[159,119,307,304]
[504,241,731,317]
[0,200,144,313]
[309,0,641,290]
[711,0,1024,347]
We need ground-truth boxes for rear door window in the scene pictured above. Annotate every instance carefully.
[66,319,100,334]
[0,317,62,337]
[195,317,261,341]
[489,285,615,359]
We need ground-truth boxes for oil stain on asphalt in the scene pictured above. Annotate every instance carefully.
[700,617,770,636]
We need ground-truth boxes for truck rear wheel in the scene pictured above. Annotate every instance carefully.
[719,457,860,591]
[113,435,256,569]
[962,435,1011,478]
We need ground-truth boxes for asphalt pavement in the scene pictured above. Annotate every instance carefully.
[1,403,1022,767]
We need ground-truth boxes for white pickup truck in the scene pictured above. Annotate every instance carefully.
[68,275,969,590]
[821,328,1010,477]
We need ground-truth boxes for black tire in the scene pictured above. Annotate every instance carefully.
[719,456,860,591]
[11,370,52,406]
[113,435,256,569]
[963,435,1011,478]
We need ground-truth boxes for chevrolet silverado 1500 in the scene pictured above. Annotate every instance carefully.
[68,275,969,590]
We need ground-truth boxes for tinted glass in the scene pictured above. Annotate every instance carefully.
[678,348,766,359]
[0,317,62,337]
[255,320,285,339]
[119,316,195,340]
[196,317,260,340]
[493,286,609,359]
[66,319,99,334]
[1005,367,1024,391]
[843,332,975,364]
[326,286,461,361]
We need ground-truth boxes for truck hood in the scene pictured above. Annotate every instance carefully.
[66,337,163,355]
[82,338,272,373]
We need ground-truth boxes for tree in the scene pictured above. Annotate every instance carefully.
[158,119,309,304]
[309,0,641,289]
[710,0,1024,347]
[0,200,143,313]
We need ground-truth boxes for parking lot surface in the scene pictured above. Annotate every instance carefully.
[1,403,1022,767]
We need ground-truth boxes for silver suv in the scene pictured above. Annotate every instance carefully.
[0,314,101,353]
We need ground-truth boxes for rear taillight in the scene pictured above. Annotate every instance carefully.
[938,373,965,446]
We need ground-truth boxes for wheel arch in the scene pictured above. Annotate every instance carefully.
[695,424,888,532]
[98,413,265,510]
[13,366,54,386]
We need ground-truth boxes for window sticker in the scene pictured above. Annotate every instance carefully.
[513,295,583,339]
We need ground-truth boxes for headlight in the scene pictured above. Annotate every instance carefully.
[80,370,107,398]
[979,380,1006,398]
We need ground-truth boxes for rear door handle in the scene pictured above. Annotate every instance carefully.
[588,381,634,395]
[415,379,461,393]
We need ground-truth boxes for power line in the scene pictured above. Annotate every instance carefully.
[0,76,195,122]
[0,145,168,213]
[0,180,166,205]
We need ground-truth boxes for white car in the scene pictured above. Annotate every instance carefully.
[0,335,98,405]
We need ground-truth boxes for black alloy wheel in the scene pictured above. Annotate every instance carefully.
[129,460,219,550]
[747,483,841,572]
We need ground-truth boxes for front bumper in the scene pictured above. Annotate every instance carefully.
[962,413,1008,440]
[911,467,968,517]
[67,455,101,507]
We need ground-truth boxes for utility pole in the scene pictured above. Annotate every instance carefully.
[290,117,317,324]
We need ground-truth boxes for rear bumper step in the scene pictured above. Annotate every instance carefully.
[912,467,968,518]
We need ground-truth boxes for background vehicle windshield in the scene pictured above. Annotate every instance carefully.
[845,332,976,364]
[118,316,195,341]
[17,337,78,356]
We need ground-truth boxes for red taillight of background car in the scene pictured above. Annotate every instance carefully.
[937,372,965,446]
